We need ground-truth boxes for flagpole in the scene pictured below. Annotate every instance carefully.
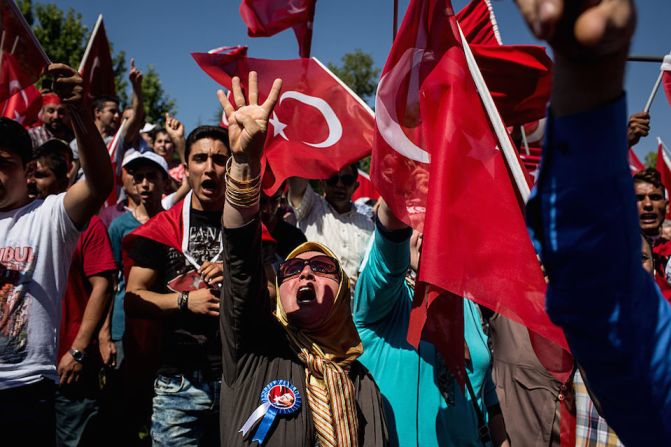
[520,126,531,156]
[457,23,530,201]
[79,15,103,74]
[643,70,664,113]
[393,0,398,41]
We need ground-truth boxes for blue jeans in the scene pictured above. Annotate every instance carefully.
[151,372,220,446]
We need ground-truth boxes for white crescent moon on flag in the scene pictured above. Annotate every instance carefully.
[89,56,101,84]
[375,48,431,164]
[279,91,343,148]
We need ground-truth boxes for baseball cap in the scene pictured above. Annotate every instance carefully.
[140,122,157,134]
[122,149,169,175]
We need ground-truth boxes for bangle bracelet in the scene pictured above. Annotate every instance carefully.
[177,291,189,312]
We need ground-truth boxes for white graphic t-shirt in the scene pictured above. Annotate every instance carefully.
[0,194,79,389]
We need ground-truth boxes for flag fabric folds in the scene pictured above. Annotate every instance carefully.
[456,0,501,45]
[656,138,671,220]
[0,0,50,102]
[629,148,645,174]
[372,0,568,385]
[192,48,375,194]
[78,15,115,100]
[239,0,316,57]
[662,54,671,108]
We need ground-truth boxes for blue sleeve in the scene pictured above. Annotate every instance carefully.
[353,220,412,326]
[526,96,671,444]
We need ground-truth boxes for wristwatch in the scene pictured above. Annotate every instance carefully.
[177,291,189,312]
[69,348,86,363]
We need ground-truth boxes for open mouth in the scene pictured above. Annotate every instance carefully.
[201,179,218,194]
[640,213,659,223]
[296,283,316,304]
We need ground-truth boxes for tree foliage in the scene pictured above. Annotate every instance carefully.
[327,50,380,103]
[327,50,380,173]
[645,151,658,169]
[141,65,176,123]
[17,1,176,121]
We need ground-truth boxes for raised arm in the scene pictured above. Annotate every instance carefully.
[49,64,113,228]
[353,198,413,325]
[165,113,186,164]
[519,0,671,443]
[219,72,282,229]
[123,59,145,146]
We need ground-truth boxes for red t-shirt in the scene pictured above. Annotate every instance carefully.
[57,215,117,362]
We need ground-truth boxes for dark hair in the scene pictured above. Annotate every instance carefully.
[33,144,70,191]
[348,162,359,176]
[36,139,73,163]
[634,168,665,197]
[92,95,120,112]
[0,117,32,165]
[185,126,229,161]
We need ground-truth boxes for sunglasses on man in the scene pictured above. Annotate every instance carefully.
[277,255,340,284]
[325,173,357,187]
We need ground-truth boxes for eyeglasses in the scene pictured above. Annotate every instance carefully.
[277,255,340,284]
[325,174,356,187]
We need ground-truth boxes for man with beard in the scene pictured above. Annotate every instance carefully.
[28,92,74,151]
[124,126,228,445]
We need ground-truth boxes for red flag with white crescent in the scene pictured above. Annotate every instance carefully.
[192,48,375,194]
[372,0,569,387]
[239,0,316,57]
[351,169,380,203]
[78,15,115,100]
[0,52,41,126]
[0,0,50,102]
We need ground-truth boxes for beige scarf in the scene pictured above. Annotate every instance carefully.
[275,242,363,447]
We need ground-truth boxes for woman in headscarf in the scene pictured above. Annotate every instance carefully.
[216,72,388,446]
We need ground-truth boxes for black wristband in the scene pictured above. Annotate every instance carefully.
[177,291,189,312]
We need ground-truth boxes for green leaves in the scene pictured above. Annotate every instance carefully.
[327,49,380,103]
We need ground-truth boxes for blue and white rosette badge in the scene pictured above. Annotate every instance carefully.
[239,380,302,444]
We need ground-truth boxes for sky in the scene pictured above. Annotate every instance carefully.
[52,0,671,161]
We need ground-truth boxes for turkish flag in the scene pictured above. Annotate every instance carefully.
[373,0,568,383]
[351,169,380,203]
[193,48,375,194]
[628,148,645,174]
[0,53,41,126]
[456,0,552,126]
[78,15,115,100]
[239,0,316,57]
[0,0,50,102]
[662,54,671,108]
[456,0,501,45]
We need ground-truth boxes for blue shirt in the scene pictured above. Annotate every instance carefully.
[526,96,671,445]
[107,211,141,341]
[353,222,498,447]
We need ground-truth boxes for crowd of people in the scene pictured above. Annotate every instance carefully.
[1,0,670,446]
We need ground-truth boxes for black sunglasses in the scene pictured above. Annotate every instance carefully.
[277,255,340,284]
[131,171,159,183]
[325,174,356,187]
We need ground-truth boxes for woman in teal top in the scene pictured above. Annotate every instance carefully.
[354,200,508,446]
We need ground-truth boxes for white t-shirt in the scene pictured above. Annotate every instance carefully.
[0,194,79,389]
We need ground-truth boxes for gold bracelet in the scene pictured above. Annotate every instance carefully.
[225,157,261,186]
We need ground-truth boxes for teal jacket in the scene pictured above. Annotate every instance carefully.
[354,223,498,446]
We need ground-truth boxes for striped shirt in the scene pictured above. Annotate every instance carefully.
[574,370,624,447]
